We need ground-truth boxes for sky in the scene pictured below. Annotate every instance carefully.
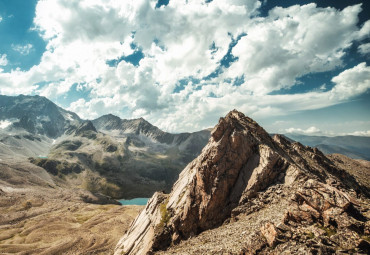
[0,0,369,136]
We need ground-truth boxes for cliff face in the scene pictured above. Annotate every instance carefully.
[161,110,290,240]
[115,110,370,255]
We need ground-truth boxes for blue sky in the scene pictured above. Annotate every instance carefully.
[0,0,45,72]
[0,0,369,136]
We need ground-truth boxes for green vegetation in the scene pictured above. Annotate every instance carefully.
[317,224,337,237]
[29,158,83,176]
[76,130,97,139]
[98,137,118,152]
[158,199,170,228]
[81,172,121,198]
[54,140,82,151]
[94,160,119,174]
[305,231,315,239]
[361,235,370,242]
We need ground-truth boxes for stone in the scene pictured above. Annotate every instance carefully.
[260,222,279,247]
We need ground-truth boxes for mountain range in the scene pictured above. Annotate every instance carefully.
[284,134,370,161]
[0,94,210,198]
[0,94,369,199]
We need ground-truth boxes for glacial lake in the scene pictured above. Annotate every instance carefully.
[119,198,149,205]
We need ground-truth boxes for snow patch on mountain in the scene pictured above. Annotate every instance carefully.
[0,119,15,129]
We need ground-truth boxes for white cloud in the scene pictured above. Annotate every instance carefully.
[228,3,364,94]
[285,126,322,135]
[0,15,2,22]
[284,127,370,137]
[0,1,369,132]
[12,44,34,55]
[358,43,370,55]
[348,130,370,137]
[357,20,370,40]
[67,96,124,120]
[330,62,370,100]
[0,54,8,66]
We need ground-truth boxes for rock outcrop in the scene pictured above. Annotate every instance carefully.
[115,110,370,255]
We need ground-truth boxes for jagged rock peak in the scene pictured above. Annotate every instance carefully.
[115,110,292,255]
[93,113,175,144]
[115,110,370,255]
[212,109,271,143]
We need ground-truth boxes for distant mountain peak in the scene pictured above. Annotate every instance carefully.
[0,95,82,138]
[92,114,174,144]
[101,113,120,118]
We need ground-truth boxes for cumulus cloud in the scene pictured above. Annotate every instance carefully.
[357,20,370,40]
[348,130,370,137]
[358,43,370,55]
[0,54,8,66]
[67,96,124,120]
[228,3,364,94]
[0,0,369,132]
[0,15,2,22]
[285,126,322,135]
[330,62,370,100]
[12,44,34,55]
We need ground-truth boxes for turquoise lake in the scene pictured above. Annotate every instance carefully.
[119,198,149,205]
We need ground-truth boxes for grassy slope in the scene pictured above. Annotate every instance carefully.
[30,130,188,199]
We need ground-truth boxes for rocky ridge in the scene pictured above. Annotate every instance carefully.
[115,110,370,255]
[92,114,210,160]
[92,114,175,144]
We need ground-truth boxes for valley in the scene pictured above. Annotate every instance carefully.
[0,156,142,254]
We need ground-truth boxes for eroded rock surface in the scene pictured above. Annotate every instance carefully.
[115,110,370,255]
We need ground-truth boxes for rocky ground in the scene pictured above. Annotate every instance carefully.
[0,157,142,255]
[157,180,370,254]
[156,190,291,255]
[328,153,370,190]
